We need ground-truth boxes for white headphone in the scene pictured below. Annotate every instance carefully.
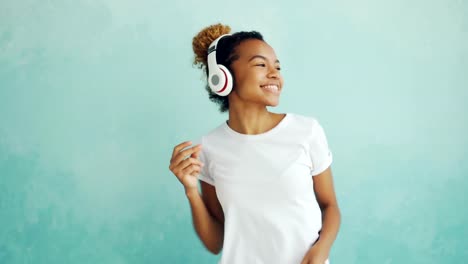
[207,34,233,96]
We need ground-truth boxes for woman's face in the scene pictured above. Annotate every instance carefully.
[229,39,283,108]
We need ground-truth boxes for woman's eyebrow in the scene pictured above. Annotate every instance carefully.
[248,55,280,63]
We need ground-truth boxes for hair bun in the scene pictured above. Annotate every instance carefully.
[192,23,231,69]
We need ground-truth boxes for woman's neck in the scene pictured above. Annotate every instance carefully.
[227,106,283,135]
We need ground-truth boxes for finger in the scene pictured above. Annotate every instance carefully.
[171,157,203,177]
[182,164,202,177]
[173,144,202,165]
[171,141,192,159]
[173,162,202,182]
[191,147,202,159]
[178,157,204,171]
[174,168,199,184]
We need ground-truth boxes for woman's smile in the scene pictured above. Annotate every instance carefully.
[260,84,281,95]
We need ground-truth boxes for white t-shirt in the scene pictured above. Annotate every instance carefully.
[197,113,333,264]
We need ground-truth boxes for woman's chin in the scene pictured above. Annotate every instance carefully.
[266,100,280,107]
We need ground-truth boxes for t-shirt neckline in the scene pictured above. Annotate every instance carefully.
[222,113,291,140]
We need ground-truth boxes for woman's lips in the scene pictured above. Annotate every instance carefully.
[260,84,280,95]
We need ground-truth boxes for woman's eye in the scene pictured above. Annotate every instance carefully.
[254,64,281,70]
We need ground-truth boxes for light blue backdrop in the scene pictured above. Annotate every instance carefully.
[1,0,467,263]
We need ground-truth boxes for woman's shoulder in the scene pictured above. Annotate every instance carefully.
[194,121,227,146]
[286,112,321,127]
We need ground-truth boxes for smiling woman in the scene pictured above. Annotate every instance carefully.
[192,24,278,113]
[168,23,341,264]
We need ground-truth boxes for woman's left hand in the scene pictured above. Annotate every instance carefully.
[300,243,329,264]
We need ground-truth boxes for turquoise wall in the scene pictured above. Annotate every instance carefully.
[1,0,467,263]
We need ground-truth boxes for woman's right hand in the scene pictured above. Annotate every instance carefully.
[169,141,204,191]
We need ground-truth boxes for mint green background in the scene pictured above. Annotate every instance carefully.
[1,0,467,263]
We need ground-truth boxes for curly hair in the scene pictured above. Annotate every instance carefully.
[192,23,264,112]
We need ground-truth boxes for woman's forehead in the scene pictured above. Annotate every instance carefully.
[236,39,277,60]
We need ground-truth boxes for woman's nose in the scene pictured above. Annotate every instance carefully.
[268,67,280,79]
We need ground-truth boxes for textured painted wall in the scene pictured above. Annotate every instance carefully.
[1,0,467,263]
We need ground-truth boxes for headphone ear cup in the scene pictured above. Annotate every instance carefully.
[215,64,233,96]
[206,34,233,96]
[208,65,224,93]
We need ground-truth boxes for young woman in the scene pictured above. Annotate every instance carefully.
[169,23,341,264]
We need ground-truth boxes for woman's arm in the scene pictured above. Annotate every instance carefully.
[301,166,340,263]
[186,182,225,254]
[312,166,341,252]
[169,142,224,254]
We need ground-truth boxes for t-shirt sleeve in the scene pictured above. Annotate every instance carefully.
[309,119,333,176]
[197,140,215,185]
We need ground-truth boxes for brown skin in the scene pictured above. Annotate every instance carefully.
[300,167,341,264]
[226,39,285,135]
[169,39,341,259]
[169,142,224,254]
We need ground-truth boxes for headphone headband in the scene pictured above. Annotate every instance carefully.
[208,34,231,54]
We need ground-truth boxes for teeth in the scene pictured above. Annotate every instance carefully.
[261,85,279,92]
